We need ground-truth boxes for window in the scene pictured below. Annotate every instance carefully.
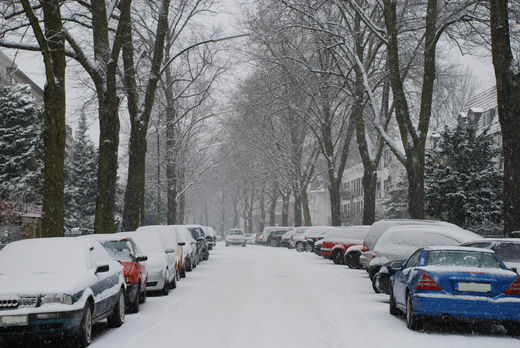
[405,250,422,268]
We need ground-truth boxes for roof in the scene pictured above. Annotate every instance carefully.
[422,246,495,253]
[465,86,497,113]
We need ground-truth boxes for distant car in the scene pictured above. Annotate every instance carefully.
[226,229,246,247]
[360,219,467,270]
[0,237,126,347]
[185,225,209,262]
[120,231,175,295]
[370,225,480,293]
[301,226,334,252]
[389,246,520,335]
[245,233,257,245]
[289,227,309,249]
[266,229,294,247]
[174,225,198,274]
[320,226,370,264]
[260,227,294,246]
[462,238,520,272]
[93,234,148,313]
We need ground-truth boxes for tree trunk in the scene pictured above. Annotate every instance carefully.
[293,190,302,227]
[269,184,278,226]
[406,155,425,219]
[248,194,254,233]
[301,189,312,226]
[259,190,266,233]
[34,0,66,237]
[233,196,239,227]
[94,94,120,234]
[490,0,520,236]
[329,177,342,226]
[163,64,178,225]
[156,126,161,224]
[362,168,377,225]
[281,191,289,226]
[177,167,186,224]
[220,194,226,235]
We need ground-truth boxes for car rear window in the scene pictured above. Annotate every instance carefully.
[101,240,134,262]
[426,251,501,268]
[229,230,244,235]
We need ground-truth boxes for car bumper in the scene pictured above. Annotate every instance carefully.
[321,248,332,257]
[146,270,166,291]
[413,293,520,321]
[0,308,84,339]
[226,240,245,245]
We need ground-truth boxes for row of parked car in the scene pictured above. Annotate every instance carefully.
[257,220,520,335]
[0,224,217,347]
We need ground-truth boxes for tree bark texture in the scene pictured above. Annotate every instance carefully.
[490,0,520,236]
[163,64,178,225]
[301,189,312,226]
[293,191,302,227]
[281,191,290,226]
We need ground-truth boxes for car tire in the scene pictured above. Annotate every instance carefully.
[161,272,170,296]
[186,259,193,272]
[180,266,187,278]
[75,303,93,347]
[372,274,382,294]
[305,243,313,252]
[389,288,399,316]
[332,250,344,265]
[406,293,422,330]
[128,285,140,314]
[345,251,361,269]
[170,272,177,289]
[139,287,146,304]
[107,289,125,328]
[503,321,520,336]
[269,239,278,247]
[296,242,305,252]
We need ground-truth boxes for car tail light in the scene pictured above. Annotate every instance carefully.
[125,276,139,284]
[372,251,377,258]
[361,243,368,252]
[504,277,520,295]
[416,273,442,291]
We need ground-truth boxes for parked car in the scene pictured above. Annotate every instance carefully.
[314,239,324,256]
[360,219,466,270]
[226,229,246,247]
[185,225,209,262]
[370,225,480,293]
[280,230,296,248]
[344,244,363,269]
[260,227,294,246]
[120,231,174,295]
[266,228,294,247]
[389,246,520,335]
[245,233,257,245]
[289,227,310,249]
[93,234,148,313]
[320,226,370,264]
[202,226,217,250]
[462,238,520,272]
[135,226,183,288]
[174,225,198,274]
[301,226,334,252]
[0,237,126,347]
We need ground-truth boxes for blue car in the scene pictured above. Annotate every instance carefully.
[389,246,520,335]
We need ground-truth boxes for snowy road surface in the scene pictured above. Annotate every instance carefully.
[91,244,519,348]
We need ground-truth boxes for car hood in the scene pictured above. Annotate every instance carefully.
[0,272,96,296]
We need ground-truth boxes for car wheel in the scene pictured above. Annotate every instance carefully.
[161,272,170,296]
[372,274,382,294]
[345,251,360,269]
[389,288,399,316]
[296,242,304,252]
[180,266,187,278]
[305,243,313,252]
[332,250,344,265]
[242,243,246,247]
[186,259,193,272]
[139,286,147,304]
[107,289,125,328]
[170,272,177,289]
[128,285,140,314]
[269,239,278,247]
[75,303,92,347]
[226,243,229,247]
[503,321,520,336]
[406,293,422,330]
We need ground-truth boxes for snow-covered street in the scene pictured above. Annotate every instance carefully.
[90,244,520,348]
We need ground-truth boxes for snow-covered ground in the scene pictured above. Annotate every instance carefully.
[90,244,519,348]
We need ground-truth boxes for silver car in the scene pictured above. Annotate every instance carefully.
[226,229,246,247]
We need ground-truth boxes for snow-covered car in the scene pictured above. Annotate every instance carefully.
[120,231,174,295]
[344,244,363,269]
[314,239,324,255]
[202,226,217,250]
[462,238,520,272]
[289,226,310,249]
[135,226,183,289]
[93,234,148,313]
[299,226,334,252]
[185,225,209,262]
[0,237,126,347]
[174,225,198,274]
[389,246,520,335]
[245,233,257,245]
[360,219,466,270]
[370,225,480,293]
[226,229,246,247]
[259,226,294,246]
[320,226,370,264]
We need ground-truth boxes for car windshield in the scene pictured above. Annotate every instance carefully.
[101,240,134,262]
[495,243,520,262]
[0,239,87,274]
[229,230,243,235]
[426,251,501,268]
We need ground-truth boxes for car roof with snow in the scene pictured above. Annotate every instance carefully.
[422,245,496,253]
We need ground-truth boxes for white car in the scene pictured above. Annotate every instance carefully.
[226,229,246,247]
[174,225,198,273]
[0,237,125,347]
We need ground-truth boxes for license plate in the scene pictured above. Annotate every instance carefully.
[457,282,491,293]
[0,315,28,326]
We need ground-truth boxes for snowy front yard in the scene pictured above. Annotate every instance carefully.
[90,244,519,348]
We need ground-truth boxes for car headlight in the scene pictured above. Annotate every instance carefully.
[41,294,73,305]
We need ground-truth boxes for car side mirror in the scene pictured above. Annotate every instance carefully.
[165,248,176,254]
[95,263,110,274]
[511,267,518,274]
[136,255,148,262]
[389,262,403,272]
[178,242,186,246]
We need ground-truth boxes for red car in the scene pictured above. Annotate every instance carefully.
[95,235,148,313]
[320,226,370,264]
